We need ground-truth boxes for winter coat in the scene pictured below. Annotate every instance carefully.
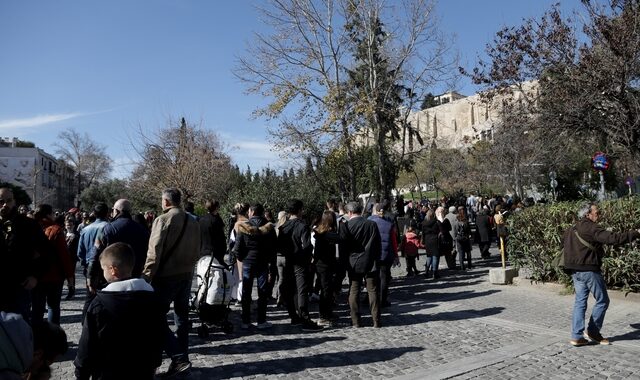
[232,216,277,267]
[439,218,453,254]
[400,232,422,258]
[368,215,398,264]
[39,219,74,284]
[0,212,49,291]
[77,219,108,268]
[475,214,492,243]
[199,212,227,264]
[143,207,201,282]
[74,278,164,380]
[421,218,441,257]
[89,214,151,290]
[313,230,339,267]
[340,215,381,275]
[277,218,313,265]
[563,218,640,272]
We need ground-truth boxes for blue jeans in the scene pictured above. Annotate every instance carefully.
[241,261,269,324]
[31,281,63,325]
[153,277,192,360]
[425,255,440,277]
[572,271,610,340]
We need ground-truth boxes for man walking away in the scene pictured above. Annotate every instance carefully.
[341,202,381,328]
[564,202,640,347]
[90,199,150,292]
[367,201,399,308]
[277,199,322,331]
[143,188,200,377]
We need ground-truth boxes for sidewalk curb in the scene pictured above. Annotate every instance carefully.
[512,276,640,303]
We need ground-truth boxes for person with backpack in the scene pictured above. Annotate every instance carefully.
[454,207,473,270]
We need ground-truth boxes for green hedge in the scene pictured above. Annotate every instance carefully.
[508,197,640,293]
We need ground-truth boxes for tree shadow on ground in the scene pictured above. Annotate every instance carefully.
[191,346,423,379]
[191,336,347,356]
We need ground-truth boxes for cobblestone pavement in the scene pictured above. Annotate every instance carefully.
[50,246,640,379]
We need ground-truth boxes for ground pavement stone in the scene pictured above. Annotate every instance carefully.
[49,245,640,379]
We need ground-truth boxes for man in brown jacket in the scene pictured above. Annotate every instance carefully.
[564,202,640,347]
[143,188,200,377]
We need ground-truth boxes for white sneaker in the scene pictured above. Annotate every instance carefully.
[256,322,273,330]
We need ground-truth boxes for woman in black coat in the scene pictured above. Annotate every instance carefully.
[421,209,441,279]
[435,206,454,270]
[312,211,340,325]
[475,207,492,259]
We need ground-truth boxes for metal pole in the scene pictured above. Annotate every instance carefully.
[500,237,506,269]
[599,171,605,201]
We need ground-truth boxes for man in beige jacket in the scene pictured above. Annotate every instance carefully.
[143,188,200,378]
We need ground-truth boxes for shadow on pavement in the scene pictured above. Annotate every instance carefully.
[59,313,83,325]
[191,346,424,378]
[610,324,640,342]
[191,336,347,356]
[385,306,505,327]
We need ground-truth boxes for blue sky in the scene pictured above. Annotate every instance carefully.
[0,0,580,178]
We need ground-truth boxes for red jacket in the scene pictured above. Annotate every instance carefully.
[40,219,75,283]
[400,232,423,257]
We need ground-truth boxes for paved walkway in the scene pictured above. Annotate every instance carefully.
[51,247,640,379]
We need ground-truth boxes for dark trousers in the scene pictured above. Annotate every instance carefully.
[378,263,392,305]
[348,270,380,326]
[456,240,472,269]
[405,255,419,275]
[154,277,191,361]
[315,261,335,319]
[479,241,491,258]
[282,262,311,321]
[333,259,348,299]
[240,261,269,324]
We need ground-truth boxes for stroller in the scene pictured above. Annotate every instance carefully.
[192,255,236,337]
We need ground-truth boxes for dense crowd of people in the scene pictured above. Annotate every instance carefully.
[0,185,536,379]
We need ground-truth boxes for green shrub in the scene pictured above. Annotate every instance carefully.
[508,197,640,293]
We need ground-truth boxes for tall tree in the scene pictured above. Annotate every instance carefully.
[55,128,112,205]
[129,117,234,206]
[236,0,457,200]
[465,1,640,197]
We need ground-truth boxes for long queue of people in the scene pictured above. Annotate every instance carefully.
[1,185,513,379]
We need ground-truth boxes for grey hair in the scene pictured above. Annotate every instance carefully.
[345,201,363,214]
[162,188,182,206]
[577,202,596,219]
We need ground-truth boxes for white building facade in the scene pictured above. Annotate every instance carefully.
[0,138,76,210]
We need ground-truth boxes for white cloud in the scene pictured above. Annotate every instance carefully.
[231,139,292,170]
[0,113,84,129]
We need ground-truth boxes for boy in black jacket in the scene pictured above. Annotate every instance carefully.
[74,242,165,380]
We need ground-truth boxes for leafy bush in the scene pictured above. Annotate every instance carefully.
[508,197,640,293]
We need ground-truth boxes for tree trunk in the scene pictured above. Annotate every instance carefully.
[341,119,358,200]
